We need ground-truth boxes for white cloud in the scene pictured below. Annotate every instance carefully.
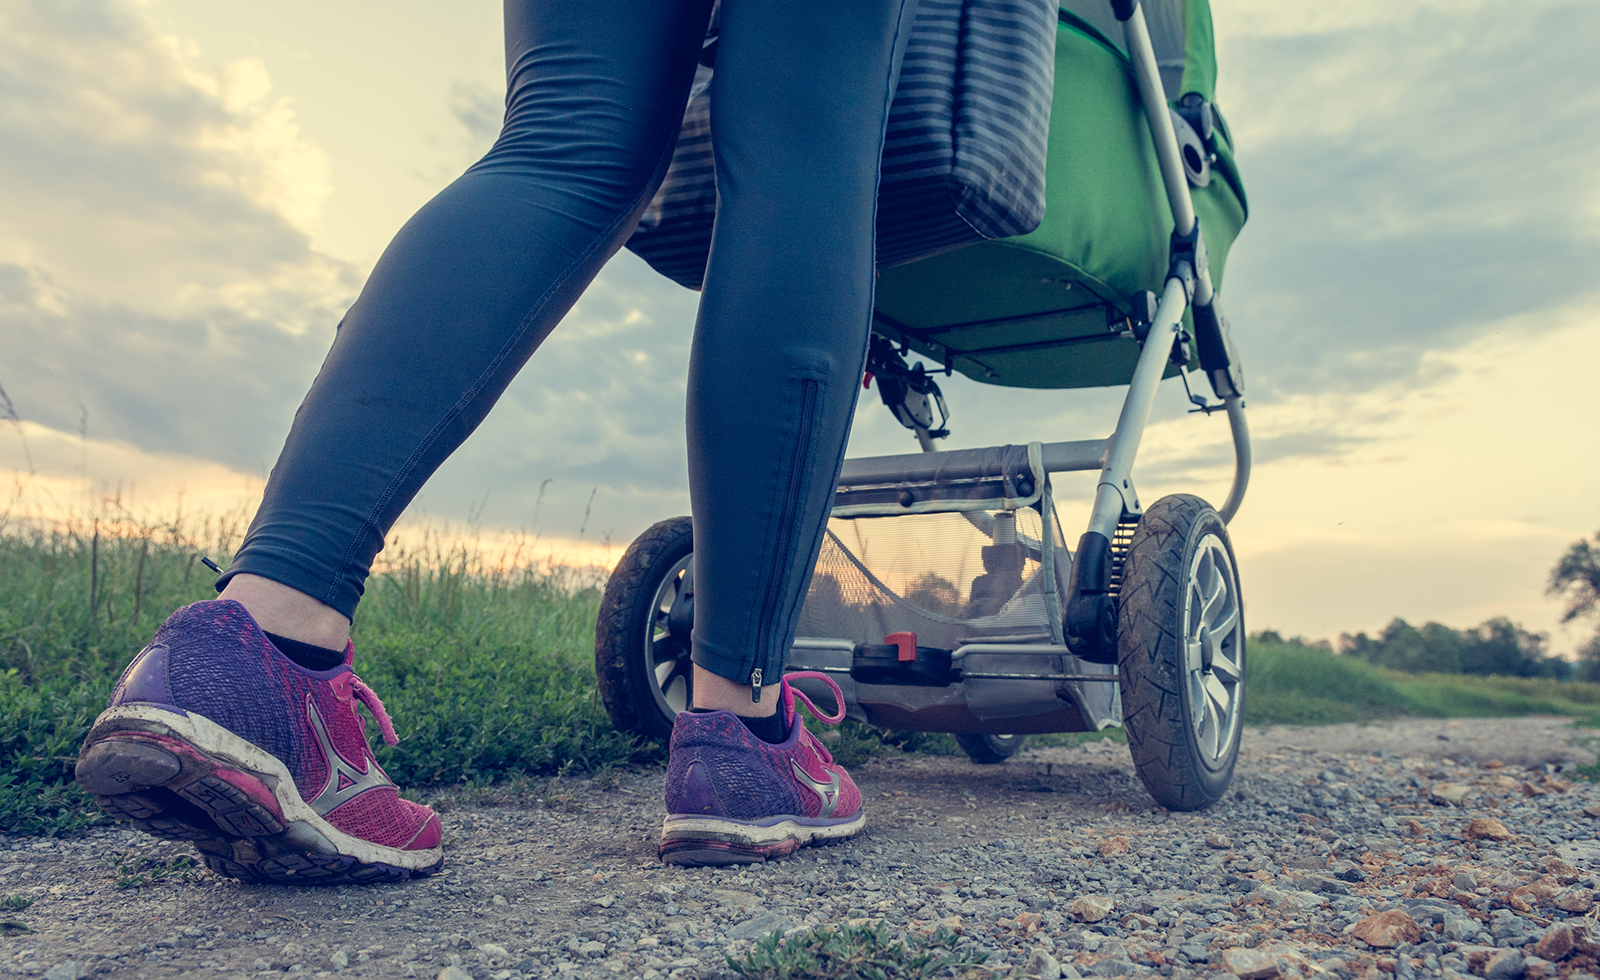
[0,0,360,471]
[1214,0,1495,40]
[0,1,347,319]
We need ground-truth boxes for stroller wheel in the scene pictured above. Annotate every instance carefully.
[594,516,695,739]
[956,733,1023,765]
[1116,494,1245,811]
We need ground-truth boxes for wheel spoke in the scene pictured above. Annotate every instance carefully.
[653,657,677,686]
[1203,673,1232,718]
[1199,571,1227,627]
[1200,697,1221,760]
[650,636,678,666]
[1209,648,1243,684]
[656,576,678,617]
[1207,603,1239,646]
[662,674,688,711]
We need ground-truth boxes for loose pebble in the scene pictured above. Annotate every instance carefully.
[1466,817,1513,840]
[1351,910,1422,948]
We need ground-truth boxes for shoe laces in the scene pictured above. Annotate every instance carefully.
[781,673,846,765]
[781,671,847,726]
[350,674,399,747]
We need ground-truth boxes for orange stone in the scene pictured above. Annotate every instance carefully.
[1351,910,1423,948]
[1465,818,1513,841]
[1533,925,1574,961]
[1098,836,1131,857]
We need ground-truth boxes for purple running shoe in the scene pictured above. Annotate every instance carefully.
[660,671,864,866]
[75,599,442,885]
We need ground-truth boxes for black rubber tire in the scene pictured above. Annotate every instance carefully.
[594,516,695,740]
[1117,494,1245,811]
[956,733,1023,765]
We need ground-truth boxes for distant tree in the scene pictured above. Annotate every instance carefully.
[1340,616,1560,677]
[1578,635,1600,684]
[1339,630,1378,660]
[1550,533,1600,623]
[1461,617,1555,678]
[1363,619,1463,674]
[1551,532,1600,663]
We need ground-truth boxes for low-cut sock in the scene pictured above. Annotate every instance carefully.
[265,630,346,672]
[689,706,788,745]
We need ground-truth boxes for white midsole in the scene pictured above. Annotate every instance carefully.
[662,813,865,844]
[92,703,442,870]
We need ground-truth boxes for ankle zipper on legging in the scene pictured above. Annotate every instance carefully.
[754,379,820,689]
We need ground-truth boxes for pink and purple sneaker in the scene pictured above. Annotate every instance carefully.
[660,672,864,866]
[75,600,442,885]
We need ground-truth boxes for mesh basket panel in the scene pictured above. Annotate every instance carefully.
[797,509,1062,651]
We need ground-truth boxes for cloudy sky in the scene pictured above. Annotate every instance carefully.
[2,0,1597,651]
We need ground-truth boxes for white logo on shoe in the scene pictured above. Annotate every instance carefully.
[306,695,394,816]
[790,760,842,818]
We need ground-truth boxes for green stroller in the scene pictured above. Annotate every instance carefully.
[597,0,1251,810]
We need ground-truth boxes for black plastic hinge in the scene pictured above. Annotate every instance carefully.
[1128,290,1157,343]
[1110,0,1137,21]
[1064,532,1118,664]
[1192,301,1244,398]
[1167,221,1205,302]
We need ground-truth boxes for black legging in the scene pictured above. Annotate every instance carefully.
[218,0,917,689]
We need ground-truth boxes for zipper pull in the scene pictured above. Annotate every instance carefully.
[750,668,763,703]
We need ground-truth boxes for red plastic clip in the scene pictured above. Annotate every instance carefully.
[886,631,917,662]
[863,371,874,389]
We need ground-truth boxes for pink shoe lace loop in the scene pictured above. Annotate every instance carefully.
[350,674,400,747]
[780,671,848,726]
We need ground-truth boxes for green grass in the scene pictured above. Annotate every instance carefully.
[1245,637,1600,727]
[0,509,660,836]
[107,849,202,890]
[728,922,988,980]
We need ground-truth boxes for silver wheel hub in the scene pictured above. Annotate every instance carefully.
[646,554,694,718]
[1181,533,1243,768]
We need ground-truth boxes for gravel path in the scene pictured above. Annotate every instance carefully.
[5,716,1600,980]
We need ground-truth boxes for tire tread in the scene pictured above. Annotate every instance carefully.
[1117,494,1242,811]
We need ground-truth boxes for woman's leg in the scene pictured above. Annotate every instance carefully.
[687,0,918,711]
[658,0,917,865]
[78,0,715,885]
[218,0,714,630]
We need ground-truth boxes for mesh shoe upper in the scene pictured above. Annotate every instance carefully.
[663,674,862,823]
[110,599,438,851]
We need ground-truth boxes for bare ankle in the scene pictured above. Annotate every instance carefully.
[218,574,351,651]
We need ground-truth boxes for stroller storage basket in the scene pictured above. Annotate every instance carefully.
[787,444,1119,735]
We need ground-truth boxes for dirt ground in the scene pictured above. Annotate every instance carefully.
[3,716,1597,980]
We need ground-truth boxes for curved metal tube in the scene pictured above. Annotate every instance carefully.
[1121,4,1196,238]
[1218,396,1251,523]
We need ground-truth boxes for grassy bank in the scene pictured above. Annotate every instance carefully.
[4,513,1598,836]
[1246,638,1600,727]
[0,513,655,836]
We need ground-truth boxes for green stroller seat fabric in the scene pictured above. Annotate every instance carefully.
[873,0,1248,391]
